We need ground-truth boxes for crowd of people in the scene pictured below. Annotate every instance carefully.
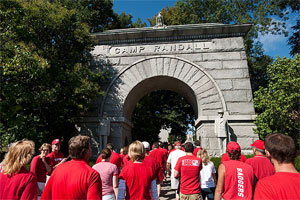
[0,133,299,200]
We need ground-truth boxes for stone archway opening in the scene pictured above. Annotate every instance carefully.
[123,76,198,144]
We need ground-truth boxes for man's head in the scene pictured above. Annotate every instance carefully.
[184,142,194,153]
[265,133,297,164]
[51,139,61,153]
[174,141,182,150]
[194,140,201,147]
[251,140,265,155]
[227,141,241,160]
[68,136,91,160]
[153,142,159,149]
[106,143,114,151]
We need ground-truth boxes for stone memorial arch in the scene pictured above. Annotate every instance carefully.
[80,22,258,156]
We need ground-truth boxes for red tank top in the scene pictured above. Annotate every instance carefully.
[223,160,254,200]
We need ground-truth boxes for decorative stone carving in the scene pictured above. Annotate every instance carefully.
[215,109,228,155]
[97,112,110,150]
[154,12,166,29]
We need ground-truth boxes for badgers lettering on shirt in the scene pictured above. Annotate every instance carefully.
[182,159,200,166]
[237,168,244,197]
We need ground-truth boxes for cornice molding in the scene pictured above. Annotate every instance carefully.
[92,23,252,45]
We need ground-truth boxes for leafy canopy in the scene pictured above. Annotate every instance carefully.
[0,0,108,151]
[254,55,300,147]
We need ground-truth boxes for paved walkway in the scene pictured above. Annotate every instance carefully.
[160,176,176,200]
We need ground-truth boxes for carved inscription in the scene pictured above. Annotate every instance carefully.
[109,42,213,56]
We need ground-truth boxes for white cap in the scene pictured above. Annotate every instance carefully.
[142,141,150,150]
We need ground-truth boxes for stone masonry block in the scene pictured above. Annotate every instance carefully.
[232,79,252,90]
[213,37,244,50]
[223,90,249,102]
[200,94,220,105]
[209,138,219,149]
[227,102,255,115]
[178,53,203,62]
[222,60,248,69]
[208,69,248,79]
[203,52,241,61]
[196,61,223,70]
[120,56,144,65]
[216,79,233,90]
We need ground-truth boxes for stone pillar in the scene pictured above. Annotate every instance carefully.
[196,115,258,156]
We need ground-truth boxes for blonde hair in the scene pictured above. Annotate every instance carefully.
[128,140,145,162]
[197,148,210,165]
[39,143,51,152]
[2,140,35,175]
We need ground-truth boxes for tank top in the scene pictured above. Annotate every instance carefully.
[223,160,254,200]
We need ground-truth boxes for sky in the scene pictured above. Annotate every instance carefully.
[113,0,298,59]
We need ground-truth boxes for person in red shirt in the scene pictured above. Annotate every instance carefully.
[120,146,128,167]
[0,139,37,200]
[193,140,202,156]
[246,140,275,180]
[30,143,52,195]
[41,135,102,200]
[174,142,203,199]
[149,141,167,197]
[96,143,122,170]
[215,141,254,200]
[254,133,300,200]
[221,151,247,163]
[47,139,66,170]
[118,140,158,200]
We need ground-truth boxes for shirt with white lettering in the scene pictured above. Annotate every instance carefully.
[174,155,202,195]
[223,160,254,200]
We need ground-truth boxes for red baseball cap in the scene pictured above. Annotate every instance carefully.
[251,140,265,150]
[52,139,61,145]
[227,142,241,153]
[175,142,182,146]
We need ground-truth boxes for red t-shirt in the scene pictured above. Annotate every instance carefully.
[223,160,254,200]
[30,155,51,182]
[149,148,167,169]
[122,154,131,167]
[174,155,202,194]
[0,167,37,200]
[245,155,275,180]
[143,155,162,182]
[96,151,122,169]
[221,153,247,163]
[47,151,64,168]
[160,148,168,159]
[254,172,300,200]
[119,162,155,200]
[193,147,201,156]
[41,159,102,200]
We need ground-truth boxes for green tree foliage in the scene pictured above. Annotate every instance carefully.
[58,0,146,32]
[131,91,195,144]
[254,55,300,147]
[288,19,300,56]
[0,0,108,151]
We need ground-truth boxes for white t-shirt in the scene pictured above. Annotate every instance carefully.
[200,161,216,188]
[167,149,186,177]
